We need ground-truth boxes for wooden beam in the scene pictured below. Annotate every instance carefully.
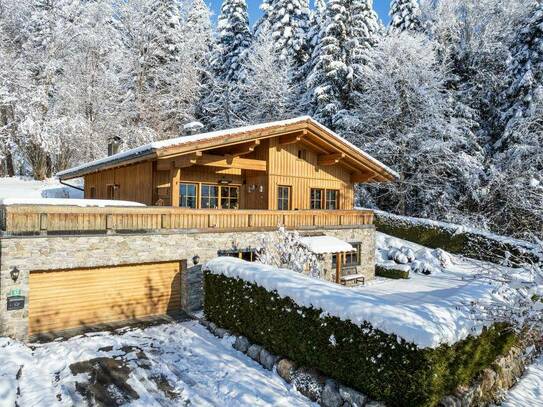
[278,131,305,145]
[176,153,266,172]
[170,163,181,207]
[351,172,376,183]
[227,140,260,157]
[318,153,345,166]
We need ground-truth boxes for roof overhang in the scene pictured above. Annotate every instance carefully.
[57,117,399,183]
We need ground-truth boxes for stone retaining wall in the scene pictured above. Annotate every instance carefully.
[0,225,375,340]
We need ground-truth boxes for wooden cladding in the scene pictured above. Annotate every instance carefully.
[29,261,182,335]
[0,205,374,234]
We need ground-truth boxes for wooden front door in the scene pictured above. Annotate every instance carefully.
[29,261,182,335]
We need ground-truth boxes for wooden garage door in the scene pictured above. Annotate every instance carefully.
[29,261,182,335]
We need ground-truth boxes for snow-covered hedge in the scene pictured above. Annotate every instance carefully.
[204,258,517,406]
[373,210,542,266]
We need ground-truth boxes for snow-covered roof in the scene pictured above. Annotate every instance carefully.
[300,236,355,254]
[0,198,146,207]
[57,117,400,181]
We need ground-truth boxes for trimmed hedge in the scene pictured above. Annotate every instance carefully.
[374,211,541,266]
[375,265,410,279]
[204,272,517,407]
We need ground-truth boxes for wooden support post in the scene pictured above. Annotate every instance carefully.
[170,163,181,207]
[336,252,342,284]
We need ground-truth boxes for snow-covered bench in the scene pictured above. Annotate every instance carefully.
[340,273,365,286]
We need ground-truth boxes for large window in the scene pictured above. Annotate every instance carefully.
[310,188,324,209]
[277,186,291,210]
[326,189,339,210]
[201,184,219,209]
[180,183,198,208]
[221,186,239,209]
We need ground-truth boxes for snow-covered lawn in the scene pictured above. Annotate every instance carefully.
[0,321,313,407]
[500,355,543,406]
[0,177,83,200]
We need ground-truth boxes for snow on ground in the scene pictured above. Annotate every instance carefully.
[500,355,543,406]
[0,177,83,200]
[0,321,314,407]
[206,248,516,348]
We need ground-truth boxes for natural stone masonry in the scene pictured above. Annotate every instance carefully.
[0,225,375,341]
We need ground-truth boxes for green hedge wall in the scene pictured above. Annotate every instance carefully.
[204,272,517,407]
[374,211,541,266]
[375,265,410,279]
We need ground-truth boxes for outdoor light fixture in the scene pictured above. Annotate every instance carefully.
[10,266,20,282]
[192,255,200,266]
[259,185,264,193]
[219,178,232,185]
[248,184,256,193]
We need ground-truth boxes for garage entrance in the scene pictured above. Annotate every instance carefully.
[29,261,182,336]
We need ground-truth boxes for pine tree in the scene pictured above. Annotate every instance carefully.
[500,1,543,146]
[306,0,380,127]
[389,0,423,33]
[255,0,311,66]
[214,0,252,82]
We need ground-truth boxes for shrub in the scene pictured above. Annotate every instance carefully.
[374,211,541,266]
[204,272,517,407]
[375,265,410,279]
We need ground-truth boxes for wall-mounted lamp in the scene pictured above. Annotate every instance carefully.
[259,185,264,193]
[248,184,256,193]
[219,178,232,185]
[192,255,200,266]
[10,266,20,282]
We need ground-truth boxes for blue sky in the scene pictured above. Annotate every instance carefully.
[206,1,392,25]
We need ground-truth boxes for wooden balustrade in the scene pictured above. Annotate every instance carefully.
[0,205,374,235]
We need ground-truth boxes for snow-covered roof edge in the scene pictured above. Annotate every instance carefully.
[0,198,146,207]
[57,116,399,181]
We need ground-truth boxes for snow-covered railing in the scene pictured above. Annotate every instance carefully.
[0,205,374,235]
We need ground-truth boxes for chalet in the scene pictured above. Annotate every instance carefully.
[0,117,398,341]
[57,116,398,210]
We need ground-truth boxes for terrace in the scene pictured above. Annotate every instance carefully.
[0,205,374,236]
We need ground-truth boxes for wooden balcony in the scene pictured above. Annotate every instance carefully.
[0,205,374,236]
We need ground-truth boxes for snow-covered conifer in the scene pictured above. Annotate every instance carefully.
[306,0,380,127]
[499,1,543,147]
[255,0,311,66]
[389,0,422,33]
[214,0,252,83]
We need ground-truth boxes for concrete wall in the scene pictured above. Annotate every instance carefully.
[0,225,375,340]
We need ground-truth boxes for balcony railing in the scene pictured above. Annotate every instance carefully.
[0,205,374,236]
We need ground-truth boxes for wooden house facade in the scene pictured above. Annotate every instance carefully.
[58,117,398,211]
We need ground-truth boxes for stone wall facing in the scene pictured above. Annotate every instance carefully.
[0,225,375,340]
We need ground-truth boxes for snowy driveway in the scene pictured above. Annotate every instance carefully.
[0,321,314,407]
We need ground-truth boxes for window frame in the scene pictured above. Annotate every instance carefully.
[220,185,240,209]
[179,182,198,209]
[325,189,340,210]
[310,188,324,210]
[277,185,291,211]
[332,242,362,267]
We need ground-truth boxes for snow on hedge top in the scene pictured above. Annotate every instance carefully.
[0,198,145,207]
[300,236,355,254]
[205,256,502,349]
[57,117,399,180]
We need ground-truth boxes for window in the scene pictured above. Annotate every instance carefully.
[277,186,291,210]
[180,183,198,208]
[89,187,96,199]
[310,188,324,209]
[297,149,307,160]
[106,184,119,200]
[326,189,339,210]
[221,186,239,209]
[201,184,219,209]
[218,248,257,262]
[332,242,362,267]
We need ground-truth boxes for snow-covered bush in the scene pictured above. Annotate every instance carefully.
[256,227,321,278]
[204,263,519,406]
